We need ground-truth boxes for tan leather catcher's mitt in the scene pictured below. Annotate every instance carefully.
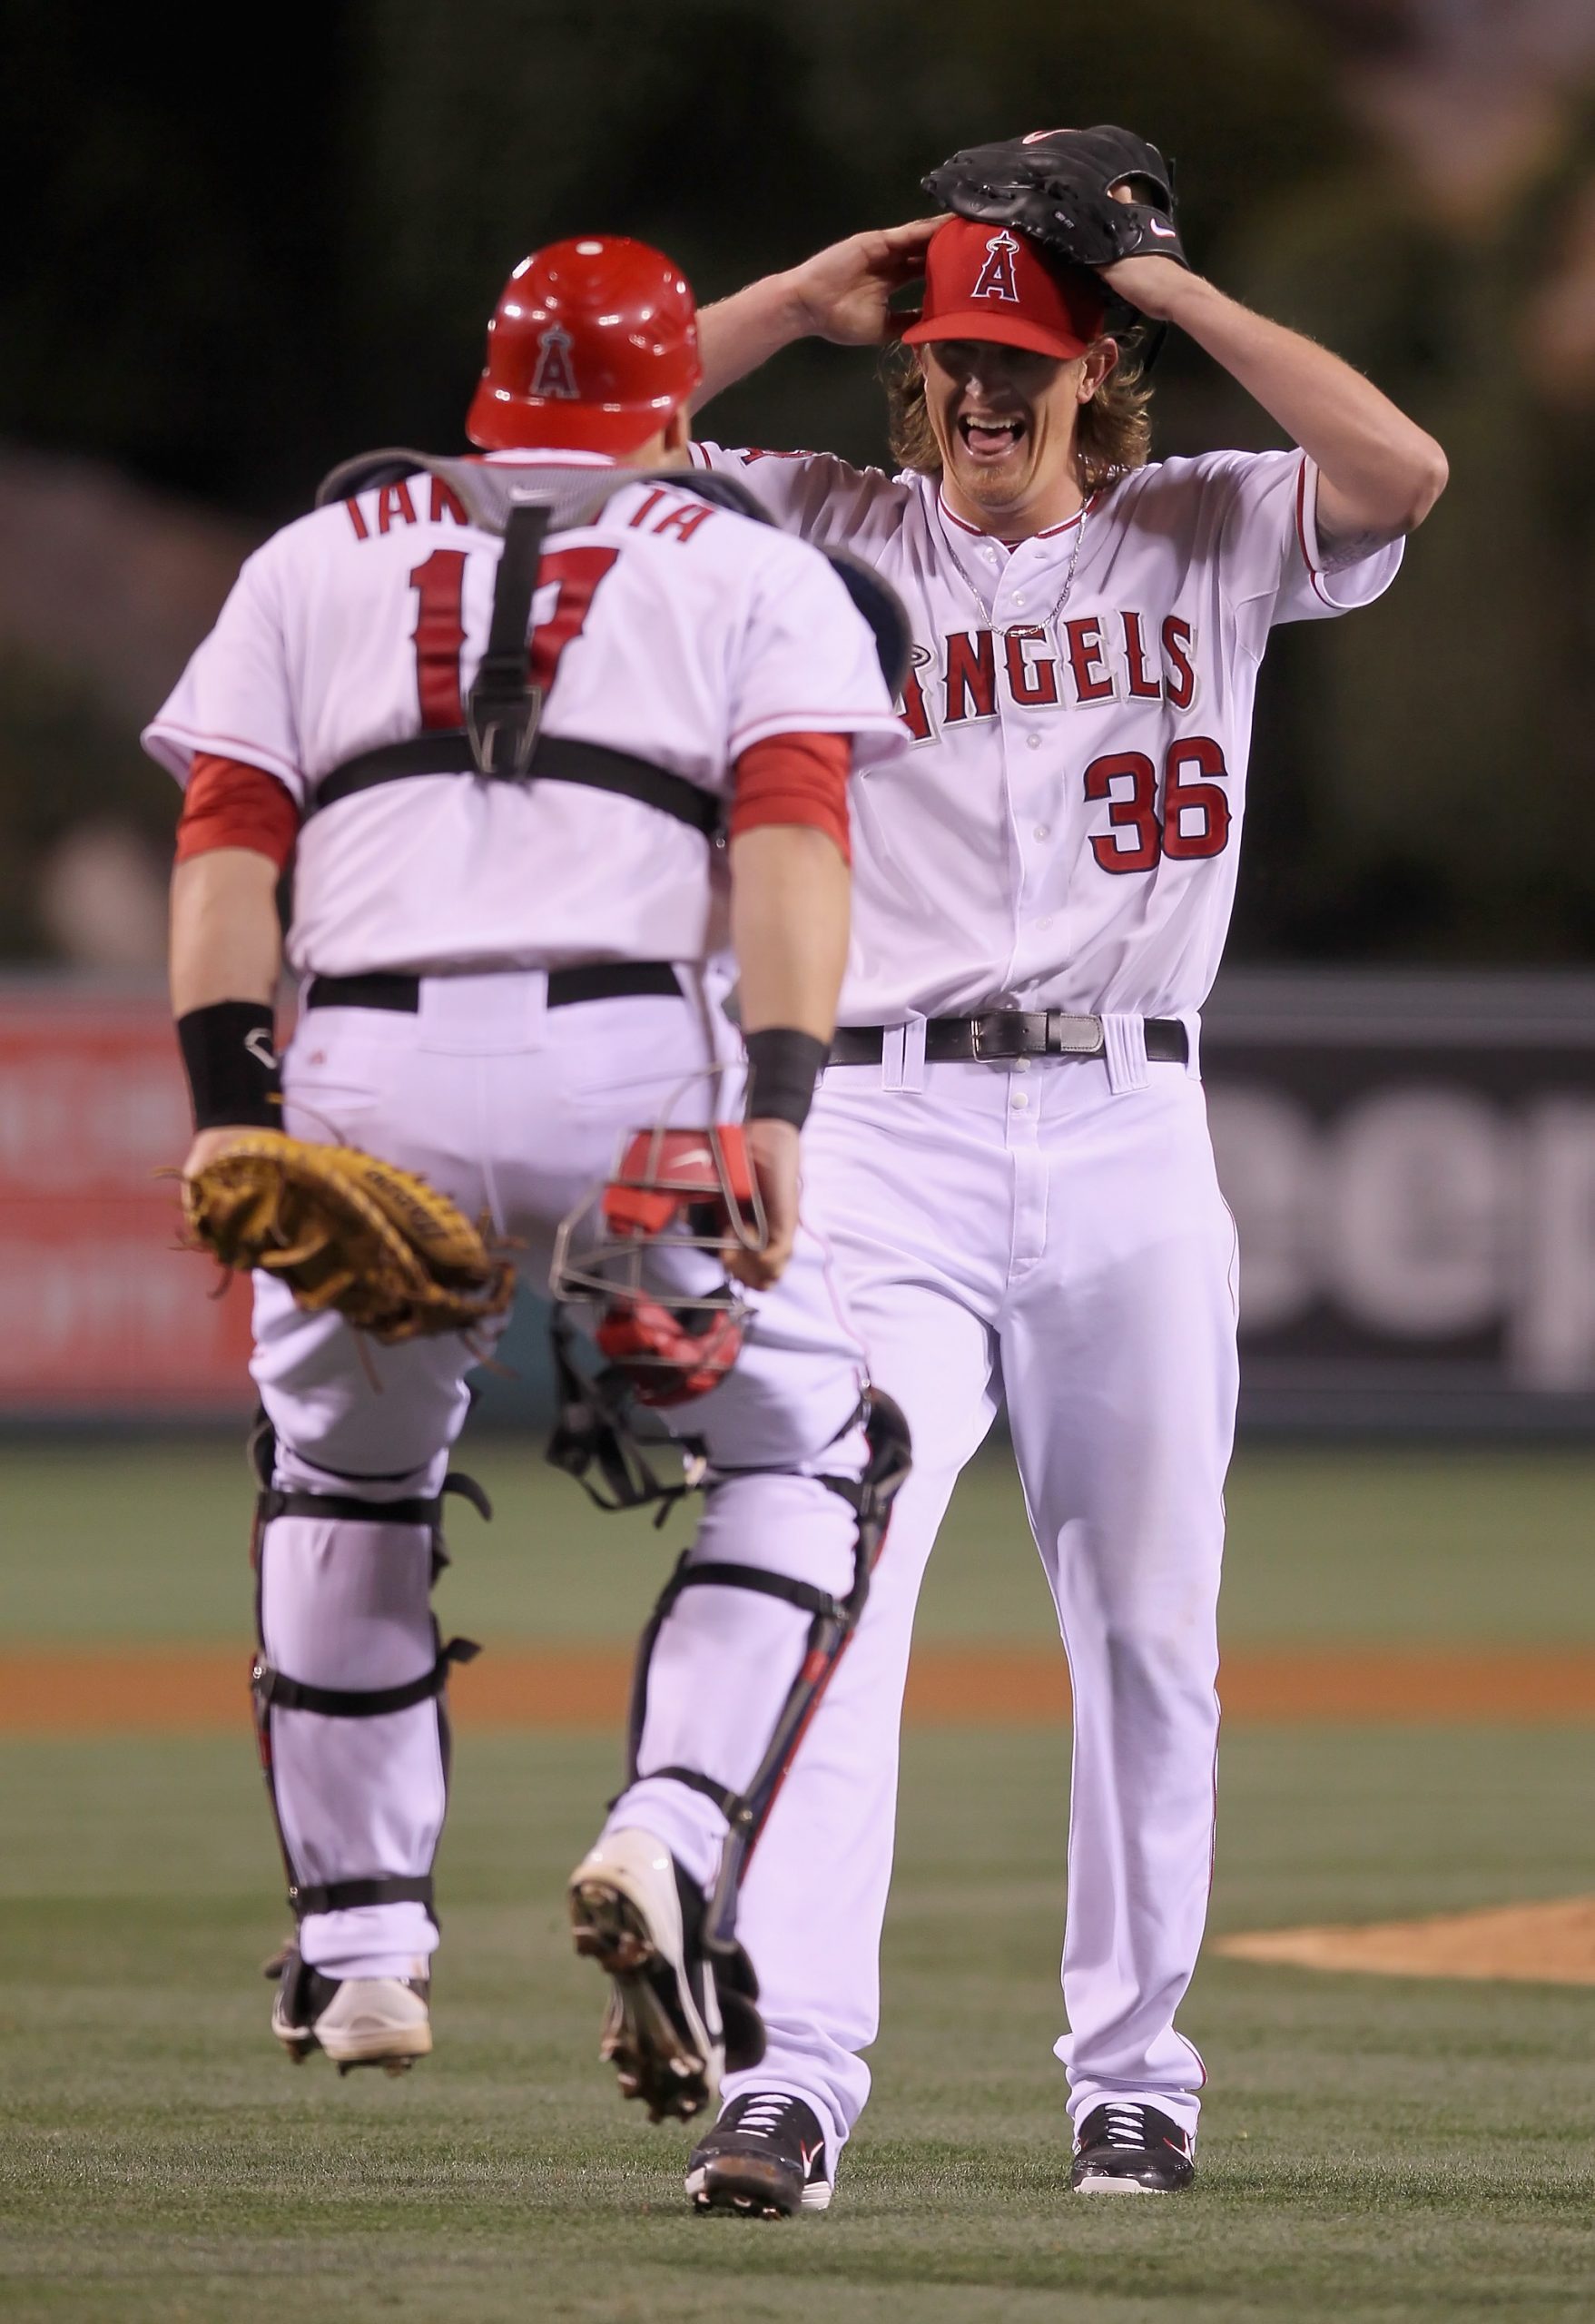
[182,1128,515,1344]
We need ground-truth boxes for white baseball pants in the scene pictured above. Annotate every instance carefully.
[251,970,871,1979]
[723,1042,1238,2157]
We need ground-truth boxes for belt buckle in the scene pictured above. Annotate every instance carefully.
[970,1013,1032,1061]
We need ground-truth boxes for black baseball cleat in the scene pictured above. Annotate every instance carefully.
[1069,2102,1196,2193]
[685,2091,833,2217]
[266,1942,432,2076]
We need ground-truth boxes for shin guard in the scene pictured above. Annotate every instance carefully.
[625,1388,911,1963]
[247,1425,489,1964]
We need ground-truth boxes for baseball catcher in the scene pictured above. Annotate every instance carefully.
[146,233,912,2124]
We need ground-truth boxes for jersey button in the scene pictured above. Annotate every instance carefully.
[1026,734,1042,751]
[1011,1089,1030,1109]
[1012,594,1027,607]
[1036,914,1053,931]
[1033,822,1051,841]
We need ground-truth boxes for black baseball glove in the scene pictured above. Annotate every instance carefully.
[923,125,1187,275]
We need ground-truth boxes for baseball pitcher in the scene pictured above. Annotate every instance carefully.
[668,128,1447,2206]
[143,236,911,2138]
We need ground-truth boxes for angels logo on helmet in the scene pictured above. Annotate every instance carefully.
[531,324,580,401]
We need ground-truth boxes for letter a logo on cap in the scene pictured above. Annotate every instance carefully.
[532,324,579,400]
[971,230,1022,304]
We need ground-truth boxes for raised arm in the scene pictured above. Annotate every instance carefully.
[695,221,940,408]
[1103,256,1449,560]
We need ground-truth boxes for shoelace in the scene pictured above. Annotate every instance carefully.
[1100,2104,1149,2149]
[734,2093,802,2142]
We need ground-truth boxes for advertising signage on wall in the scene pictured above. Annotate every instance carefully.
[0,981,254,1414]
[3,971,1592,1432]
[1204,972,1595,1432]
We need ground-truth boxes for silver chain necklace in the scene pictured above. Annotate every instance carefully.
[947,493,1091,637]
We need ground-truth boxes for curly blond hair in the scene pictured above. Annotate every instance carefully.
[882,341,1153,496]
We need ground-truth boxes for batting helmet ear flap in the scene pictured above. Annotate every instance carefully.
[820,550,914,696]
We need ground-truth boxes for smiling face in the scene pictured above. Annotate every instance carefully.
[919,337,1117,536]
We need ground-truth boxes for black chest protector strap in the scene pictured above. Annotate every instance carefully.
[311,728,723,836]
[308,446,911,834]
[306,448,766,837]
[309,494,723,826]
[468,497,552,779]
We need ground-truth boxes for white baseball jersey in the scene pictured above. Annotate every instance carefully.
[690,443,1401,1024]
[143,449,905,978]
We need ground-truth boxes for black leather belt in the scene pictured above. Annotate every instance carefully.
[827,1012,1187,1067]
[303,963,684,1013]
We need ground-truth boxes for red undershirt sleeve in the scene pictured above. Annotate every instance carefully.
[729,731,852,862]
[174,753,301,872]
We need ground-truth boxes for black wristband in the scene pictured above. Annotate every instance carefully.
[743,1027,828,1131]
[176,1000,282,1132]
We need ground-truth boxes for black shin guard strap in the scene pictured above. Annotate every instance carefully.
[252,1636,479,1719]
[289,1874,437,1918]
[645,1765,743,1819]
[654,1559,844,1626]
[257,1487,438,1527]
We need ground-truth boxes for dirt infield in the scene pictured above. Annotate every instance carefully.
[4,1642,1594,1732]
[1217,1896,1595,1986]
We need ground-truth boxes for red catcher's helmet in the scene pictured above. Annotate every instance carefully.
[550,1121,766,1406]
[466,236,702,456]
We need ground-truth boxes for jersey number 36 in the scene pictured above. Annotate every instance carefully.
[1085,737,1232,873]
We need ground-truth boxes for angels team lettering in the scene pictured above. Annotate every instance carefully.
[899,611,1197,740]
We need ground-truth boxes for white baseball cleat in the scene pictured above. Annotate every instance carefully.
[267,1945,432,2076]
[567,1828,724,2123]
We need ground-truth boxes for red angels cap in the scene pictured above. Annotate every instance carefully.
[902,216,1108,359]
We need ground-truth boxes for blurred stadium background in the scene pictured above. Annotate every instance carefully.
[4,3,1594,2317]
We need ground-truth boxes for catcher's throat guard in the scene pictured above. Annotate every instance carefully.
[550,1120,765,1409]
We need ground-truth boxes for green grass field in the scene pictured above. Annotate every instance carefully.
[4,1442,1594,2321]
